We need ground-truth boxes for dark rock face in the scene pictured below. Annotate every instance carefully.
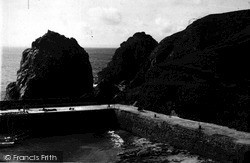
[136,10,250,131]
[98,32,158,85]
[5,30,93,100]
[96,32,158,102]
[5,82,20,100]
[99,10,250,131]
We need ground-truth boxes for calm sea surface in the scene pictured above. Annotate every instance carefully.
[0,47,115,100]
[0,130,214,162]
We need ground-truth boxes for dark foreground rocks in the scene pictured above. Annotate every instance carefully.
[5,30,93,100]
[98,10,250,132]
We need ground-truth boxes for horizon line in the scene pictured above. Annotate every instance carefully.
[1,46,119,49]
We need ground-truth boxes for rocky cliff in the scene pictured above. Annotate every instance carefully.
[140,10,250,131]
[5,30,93,100]
[96,32,158,102]
[100,10,250,131]
[98,32,158,85]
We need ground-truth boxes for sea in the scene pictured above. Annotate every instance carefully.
[0,47,116,101]
[0,130,214,162]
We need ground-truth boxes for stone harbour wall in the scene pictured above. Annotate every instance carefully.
[0,104,249,162]
[113,104,250,162]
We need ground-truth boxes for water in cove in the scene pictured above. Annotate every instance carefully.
[0,130,216,162]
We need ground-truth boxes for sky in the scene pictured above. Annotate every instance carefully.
[1,0,250,48]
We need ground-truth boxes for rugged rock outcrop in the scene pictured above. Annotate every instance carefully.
[96,32,158,102]
[100,10,250,131]
[98,32,158,85]
[5,30,93,100]
[137,10,250,131]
